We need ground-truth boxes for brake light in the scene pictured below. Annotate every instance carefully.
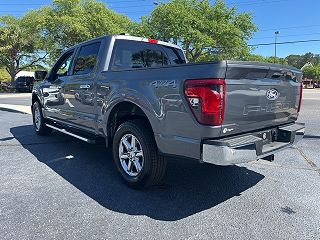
[148,39,158,44]
[298,82,303,112]
[184,78,226,126]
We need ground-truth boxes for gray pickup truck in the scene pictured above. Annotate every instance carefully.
[32,34,305,188]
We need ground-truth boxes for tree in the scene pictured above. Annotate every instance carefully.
[27,0,134,62]
[285,55,303,68]
[265,57,288,65]
[244,54,267,62]
[303,65,320,79]
[138,0,257,62]
[243,54,288,65]
[0,68,10,82]
[0,16,47,82]
[286,52,320,69]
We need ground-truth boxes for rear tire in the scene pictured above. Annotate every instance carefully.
[112,119,166,189]
[32,101,52,136]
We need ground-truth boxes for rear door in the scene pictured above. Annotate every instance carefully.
[62,41,101,132]
[222,61,302,136]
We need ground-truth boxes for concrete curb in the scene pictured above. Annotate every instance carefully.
[0,104,31,114]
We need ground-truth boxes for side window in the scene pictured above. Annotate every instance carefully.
[56,52,73,76]
[51,51,74,81]
[73,42,101,75]
[110,40,169,70]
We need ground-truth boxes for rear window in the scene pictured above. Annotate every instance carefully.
[162,46,186,65]
[110,40,185,71]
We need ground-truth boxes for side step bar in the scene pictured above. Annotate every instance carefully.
[45,124,96,144]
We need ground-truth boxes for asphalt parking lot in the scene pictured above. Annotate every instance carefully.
[0,90,319,239]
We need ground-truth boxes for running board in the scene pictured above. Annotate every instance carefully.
[45,124,96,144]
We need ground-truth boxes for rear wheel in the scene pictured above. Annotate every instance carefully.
[32,101,52,136]
[112,119,166,189]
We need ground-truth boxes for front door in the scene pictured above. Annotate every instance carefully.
[62,41,101,132]
[42,50,74,121]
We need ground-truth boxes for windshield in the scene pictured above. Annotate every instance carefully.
[16,77,34,83]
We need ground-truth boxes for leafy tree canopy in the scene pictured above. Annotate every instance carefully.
[138,0,257,62]
[303,65,320,79]
[28,0,134,61]
[244,54,288,65]
[0,68,10,82]
[285,52,320,69]
[0,15,47,81]
[0,0,134,80]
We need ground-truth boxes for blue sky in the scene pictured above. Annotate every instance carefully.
[0,0,319,58]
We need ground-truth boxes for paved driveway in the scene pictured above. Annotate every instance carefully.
[0,90,319,239]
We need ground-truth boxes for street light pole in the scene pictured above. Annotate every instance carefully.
[274,31,280,63]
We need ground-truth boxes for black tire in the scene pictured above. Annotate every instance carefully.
[32,101,52,136]
[112,119,166,189]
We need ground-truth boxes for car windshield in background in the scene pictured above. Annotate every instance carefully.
[16,77,34,83]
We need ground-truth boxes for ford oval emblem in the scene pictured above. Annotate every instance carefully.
[266,88,280,100]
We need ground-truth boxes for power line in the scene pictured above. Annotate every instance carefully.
[253,32,320,40]
[249,39,320,47]
[259,24,320,32]
[0,0,152,5]
[0,0,293,8]
[0,0,302,15]
[228,0,290,6]
[0,0,290,6]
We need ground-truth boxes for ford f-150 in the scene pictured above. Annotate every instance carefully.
[31,34,305,188]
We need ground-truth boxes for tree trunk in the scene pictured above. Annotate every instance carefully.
[10,73,15,82]
[9,64,16,82]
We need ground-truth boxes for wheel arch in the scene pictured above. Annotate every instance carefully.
[32,93,40,105]
[106,101,155,144]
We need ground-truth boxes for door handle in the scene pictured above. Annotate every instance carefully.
[80,84,91,89]
[100,85,110,90]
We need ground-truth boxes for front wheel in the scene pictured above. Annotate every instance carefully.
[32,101,52,136]
[112,119,166,189]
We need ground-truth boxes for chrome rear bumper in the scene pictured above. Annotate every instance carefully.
[202,123,305,166]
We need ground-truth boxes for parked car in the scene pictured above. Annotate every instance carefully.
[0,81,15,92]
[31,34,305,189]
[15,76,36,92]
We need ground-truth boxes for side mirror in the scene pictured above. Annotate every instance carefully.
[34,70,48,81]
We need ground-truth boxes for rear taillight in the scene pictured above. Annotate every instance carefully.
[184,78,226,126]
[298,82,303,112]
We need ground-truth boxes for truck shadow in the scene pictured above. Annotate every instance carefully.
[11,125,264,221]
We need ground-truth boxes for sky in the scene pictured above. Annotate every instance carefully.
[0,0,319,58]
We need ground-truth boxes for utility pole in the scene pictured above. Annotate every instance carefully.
[274,31,280,63]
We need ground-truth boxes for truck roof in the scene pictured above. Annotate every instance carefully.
[65,34,182,52]
[112,34,182,50]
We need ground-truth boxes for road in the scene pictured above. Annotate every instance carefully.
[0,90,319,239]
[0,93,31,106]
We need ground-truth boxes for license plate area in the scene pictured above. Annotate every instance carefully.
[255,129,277,145]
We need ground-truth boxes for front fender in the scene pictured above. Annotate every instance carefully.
[32,81,44,107]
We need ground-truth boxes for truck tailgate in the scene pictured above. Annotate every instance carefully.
[222,61,302,136]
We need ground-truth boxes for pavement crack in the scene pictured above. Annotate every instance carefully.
[294,146,320,176]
